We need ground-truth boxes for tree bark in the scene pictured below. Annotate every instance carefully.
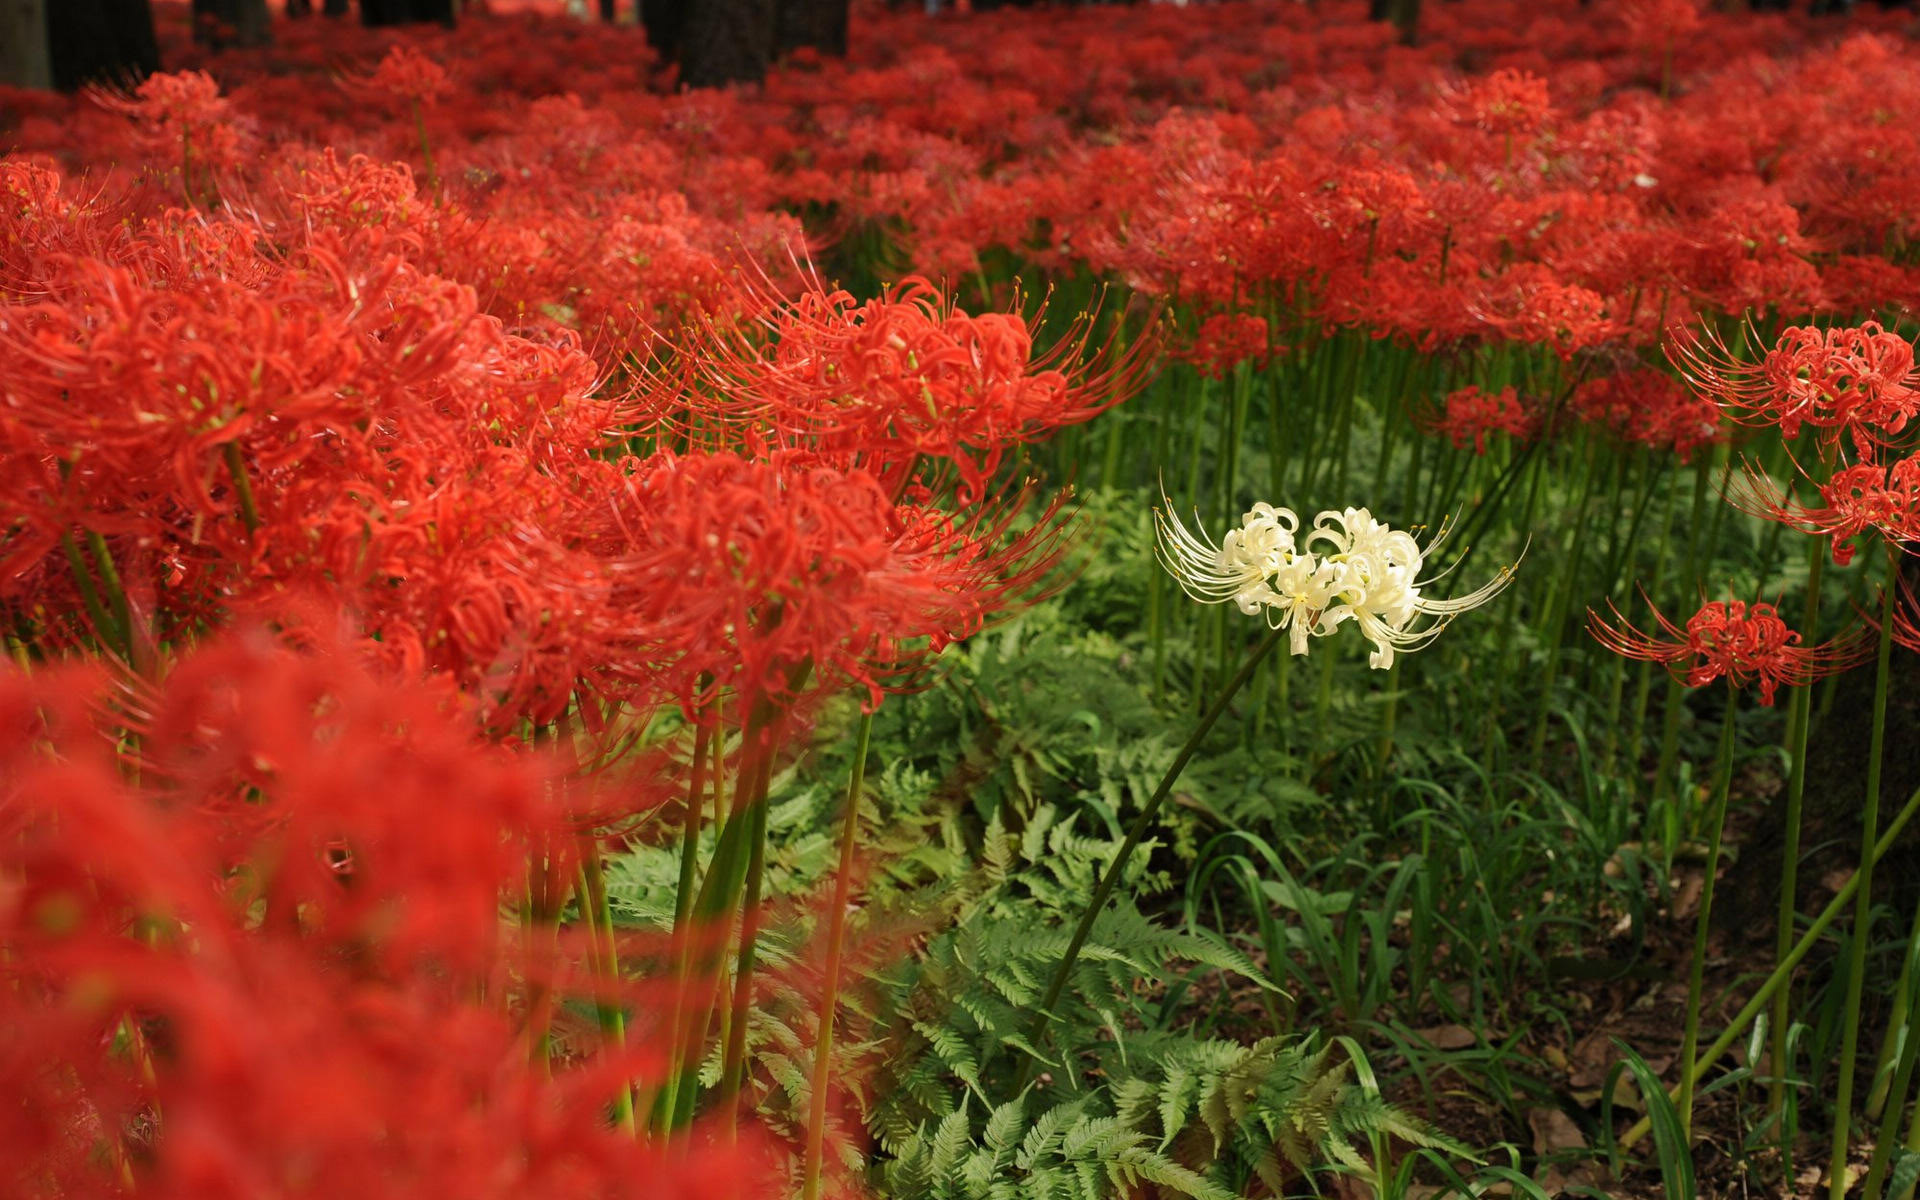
[192,0,271,47]
[0,0,52,90]
[640,0,685,59]
[47,0,159,92]
[679,0,774,88]
[361,0,454,26]
[774,0,847,59]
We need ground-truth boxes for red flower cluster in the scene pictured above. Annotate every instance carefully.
[1675,321,1920,452]
[0,630,771,1198]
[1738,453,1920,566]
[1435,385,1539,454]
[3,0,1908,366]
[1573,368,1723,461]
[6,0,1920,1186]
[341,43,455,106]
[657,274,1146,500]
[1681,321,1920,564]
[1181,312,1275,380]
[89,69,248,168]
[600,449,1066,714]
[1589,595,1866,705]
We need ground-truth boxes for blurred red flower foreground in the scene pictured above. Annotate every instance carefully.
[10,0,1920,1192]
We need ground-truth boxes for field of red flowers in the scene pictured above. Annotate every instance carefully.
[7,1,1920,1196]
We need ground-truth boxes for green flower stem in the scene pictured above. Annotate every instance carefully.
[717,739,778,1128]
[1652,457,1715,810]
[1528,437,1600,768]
[1266,359,1287,501]
[1830,555,1899,1200]
[673,723,715,934]
[1678,689,1739,1139]
[1622,779,1920,1152]
[1771,544,1824,1131]
[1858,944,1920,1198]
[801,710,876,1200]
[1865,905,1920,1200]
[1376,657,1402,774]
[413,98,439,197]
[1899,1036,1920,1200]
[1311,639,1337,758]
[1019,625,1285,1088]
[576,840,635,1135]
[223,441,260,535]
[60,533,124,661]
[653,721,720,1132]
[1623,471,1680,791]
[523,841,572,1076]
[662,693,780,1132]
[84,531,133,662]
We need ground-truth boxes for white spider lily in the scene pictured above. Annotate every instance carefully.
[1154,500,1295,616]
[1308,506,1518,668]
[1155,498,1519,668]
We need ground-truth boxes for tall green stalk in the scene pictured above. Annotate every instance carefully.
[577,841,635,1135]
[1770,545,1825,1130]
[1623,780,1920,1152]
[802,711,876,1200]
[663,694,782,1132]
[654,721,722,1131]
[1869,858,1920,1129]
[1652,457,1716,809]
[1830,556,1900,1200]
[60,533,125,662]
[1865,943,1920,1200]
[717,738,779,1128]
[1678,690,1739,1139]
[1019,626,1285,1086]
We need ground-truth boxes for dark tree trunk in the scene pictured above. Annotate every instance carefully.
[192,0,271,47]
[641,0,685,59]
[0,0,52,90]
[679,0,774,88]
[1367,0,1418,41]
[47,0,159,91]
[323,0,348,15]
[361,0,453,26]
[287,0,311,16]
[774,0,847,59]
[598,0,615,19]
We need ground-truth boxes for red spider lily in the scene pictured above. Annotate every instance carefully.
[648,272,1153,501]
[1730,451,1920,566]
[1573,368,1723,461]
[1878,568,1920,655]
[1180,312,1275,380]
[1669,321,1920,455]
[1429,385,1540,455]
[597,449,1070,716]
[1449,69,1556,140]
[1588,594,1868,705]
[1619,0,1703,46]
[339,44,457,107]
[90,70,253,186]
[0,632,774,1199]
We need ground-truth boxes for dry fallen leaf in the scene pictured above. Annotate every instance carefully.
[1528,1106,1588,1156]
[1413,1024,1480,1050]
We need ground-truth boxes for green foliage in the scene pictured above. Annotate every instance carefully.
[858,806,1453,1198]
